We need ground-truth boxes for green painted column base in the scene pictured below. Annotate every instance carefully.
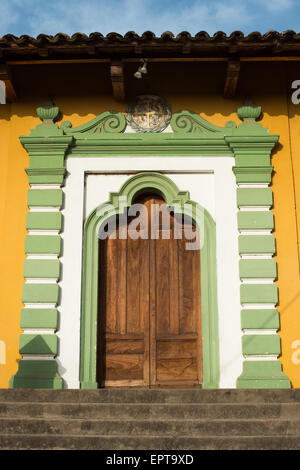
[80,381,98,389]
[237,361,291,389]
[9,360,64,389]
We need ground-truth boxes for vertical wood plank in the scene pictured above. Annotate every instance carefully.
[118,224,127,335]
[149,236,157,386]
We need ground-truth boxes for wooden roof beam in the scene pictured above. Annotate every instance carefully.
[110,59,125,102]
[0,63,17,102]
[224,58,240,99]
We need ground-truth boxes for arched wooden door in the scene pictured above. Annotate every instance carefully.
[97,194,202,388]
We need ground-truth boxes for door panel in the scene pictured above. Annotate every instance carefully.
[98,223,149,387]
[150,204,201,387]
[97,194,202,388]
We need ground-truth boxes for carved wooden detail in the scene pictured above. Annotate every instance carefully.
[224,58,240,99]
[0,63,17,102]
[110,59,125,102]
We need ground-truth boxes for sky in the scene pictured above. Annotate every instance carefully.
[0,0,298,37]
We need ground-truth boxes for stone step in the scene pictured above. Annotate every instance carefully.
[0,401,299,420]
[1,416,300,436]
[1,434,300,450]
[1,389,299,450]
[0,388,300,404]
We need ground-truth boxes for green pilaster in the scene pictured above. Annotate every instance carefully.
[230,102,290,389]
[10,100,73,389]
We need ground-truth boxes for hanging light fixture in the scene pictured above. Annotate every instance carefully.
[134,59,148,79]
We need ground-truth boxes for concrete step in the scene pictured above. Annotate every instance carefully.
[0,388,300,403]
[1,401,299,420]
[1,416,300,436]
[1,434,300,450]
[0,389,299,450]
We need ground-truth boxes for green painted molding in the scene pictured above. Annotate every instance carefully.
[241,309,279,330]
[27,189,63,207]
[237,361,290,388]
[234,152,274,167]
[80,172,220,389]
[20,135,73,186]
[238,211,274,231]
[237,188,273,207]
[24,259,60,279]
[19,334,58,355]
[69,134,234,157]
[240,284,278,304]
[239,235,275,254]
[20,309,58,329]
[20,136,73,158]
[22,283,59,304]
[238,234,275,255]
[26,168,66,185]
[26,212,62,231]
[242,334,280,355]
[226,138,278,166]
[25,235,61,255]
[239,259,277,279]
[9,360,63,389]
[233,166,273,183]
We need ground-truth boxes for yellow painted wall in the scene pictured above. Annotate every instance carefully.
[1,60,300,387]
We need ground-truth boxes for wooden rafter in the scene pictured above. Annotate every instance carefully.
[110,59,125,102]
[224,58,240,99]
[0,63,17,102]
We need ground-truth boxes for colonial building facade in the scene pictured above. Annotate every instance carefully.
[1,31,300,390]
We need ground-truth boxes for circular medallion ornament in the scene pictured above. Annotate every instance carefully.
[126,95,172,133]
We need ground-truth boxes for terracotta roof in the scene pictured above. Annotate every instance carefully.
[1,30,300,60]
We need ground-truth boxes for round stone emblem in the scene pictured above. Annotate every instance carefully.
[126,95,172,133]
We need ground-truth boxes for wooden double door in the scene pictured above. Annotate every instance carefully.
[97,194,202,388]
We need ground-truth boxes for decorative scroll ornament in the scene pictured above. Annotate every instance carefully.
[126,95,172,133]
[61,111,126,134]
[171,110,236,134]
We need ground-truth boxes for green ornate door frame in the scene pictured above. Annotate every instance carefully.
[9,100,291,389]
[80,172,219,389]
